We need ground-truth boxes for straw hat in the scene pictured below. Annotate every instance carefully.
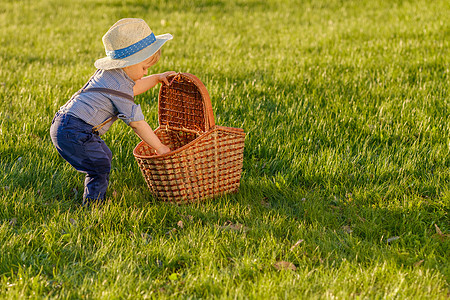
[94,18,172,70]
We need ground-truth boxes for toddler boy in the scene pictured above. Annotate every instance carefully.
[50,18,173,206]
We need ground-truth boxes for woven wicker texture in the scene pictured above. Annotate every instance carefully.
[159,73,214,132]
[133,73,245,204]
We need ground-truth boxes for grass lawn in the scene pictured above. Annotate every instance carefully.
[0,0,449,298]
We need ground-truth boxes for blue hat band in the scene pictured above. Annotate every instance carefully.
[106,33,156,60]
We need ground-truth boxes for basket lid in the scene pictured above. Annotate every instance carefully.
[158,73,215,132]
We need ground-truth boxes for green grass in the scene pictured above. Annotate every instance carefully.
[1,0,449,298]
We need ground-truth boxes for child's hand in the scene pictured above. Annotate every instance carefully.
[130,120,171,155]
[156,144,171,155]
[157,71,177,85]
[133,71,177,95]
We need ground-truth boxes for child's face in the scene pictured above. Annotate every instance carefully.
[123,50,161,81]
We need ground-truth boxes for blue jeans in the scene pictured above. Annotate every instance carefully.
[50,112,112,205]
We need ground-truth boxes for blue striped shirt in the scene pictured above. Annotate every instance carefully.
[59,68,145,135]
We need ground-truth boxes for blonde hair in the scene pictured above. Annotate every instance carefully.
[149,49,161,66]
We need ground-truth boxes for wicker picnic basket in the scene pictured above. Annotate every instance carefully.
[133,73,245,204]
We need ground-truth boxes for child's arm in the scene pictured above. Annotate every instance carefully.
[130,71,176,155]
[129,120,170,155]
[133,71,176,95]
